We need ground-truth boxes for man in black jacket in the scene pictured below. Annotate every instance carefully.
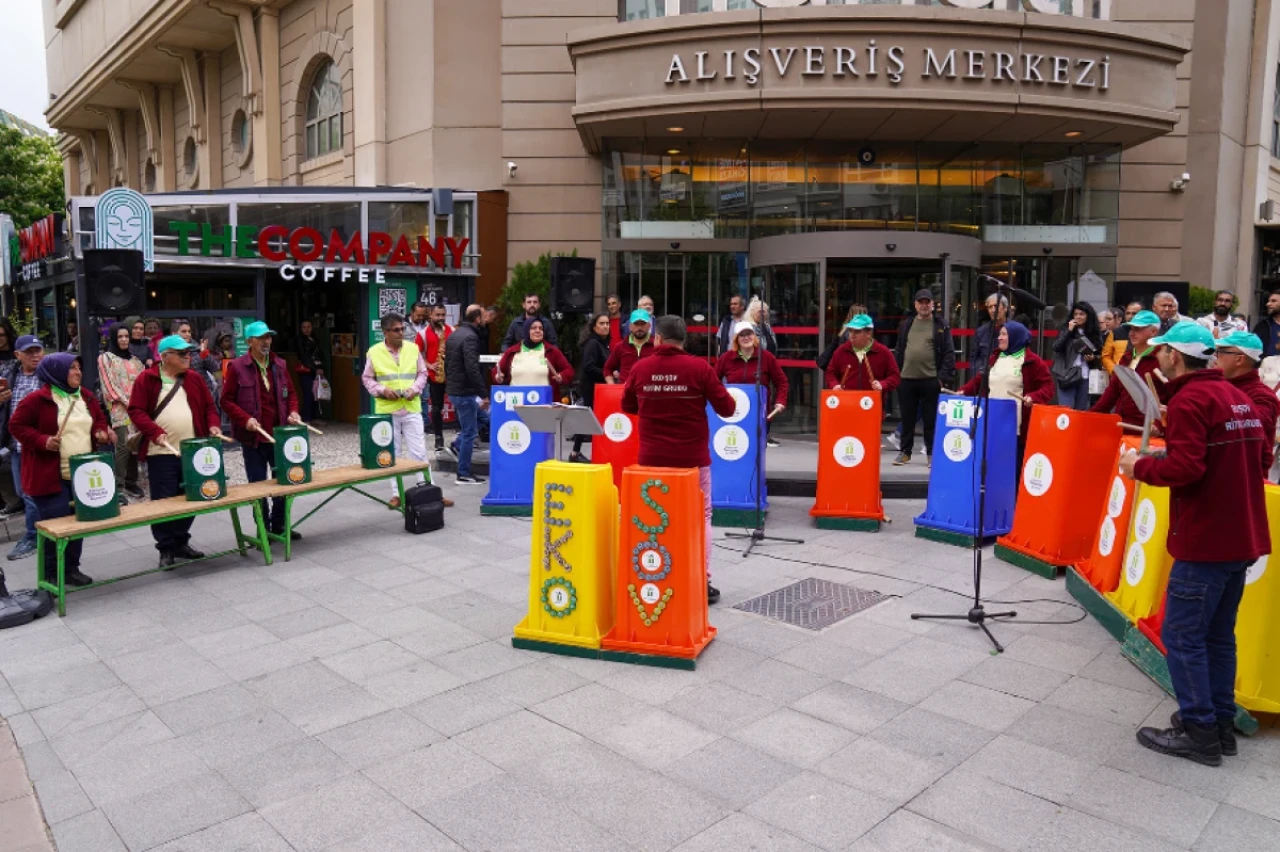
[446,304,487,484]
[893,289,956,466]
[1253,290,1280,357]
[501,294,558,350]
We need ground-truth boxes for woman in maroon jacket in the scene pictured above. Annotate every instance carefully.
[716,321,789,444]
[9,354,111,587]
[493,319,575,401]
[959,321,1055,472]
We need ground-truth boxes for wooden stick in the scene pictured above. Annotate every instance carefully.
[1121,422,1144,433]
[55,398,78,439]
[159,439,180,455]
[213,433,236,443]
[863,355,877,388]
[254,425,276,444]
[839,365,851,390]
[1144,374,1165,424]
[305,423,324,436]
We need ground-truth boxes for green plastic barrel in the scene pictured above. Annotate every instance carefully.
[181,438,226,501]
[359,414,395,470]
[274,425,311,485]
[69,452,119,522]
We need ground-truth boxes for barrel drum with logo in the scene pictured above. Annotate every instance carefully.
[70,452,120,522]
[359,414,395,470]
[274,425,312,485]
[181,438,226,501]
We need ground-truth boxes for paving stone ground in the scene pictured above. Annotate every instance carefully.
[0,475,1276,852]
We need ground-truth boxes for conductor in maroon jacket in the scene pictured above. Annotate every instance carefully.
[1119,322,1270,767]
[1213,331,1278,479]
[623,315,737,605]
[129,335,222,566]
[221,321,302,538]
[825,315,900,398]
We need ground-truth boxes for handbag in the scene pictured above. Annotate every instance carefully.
[314,375,332,402]
[1051,335,1084,387]
[1087,368,1110,396]
[126,375,183,452]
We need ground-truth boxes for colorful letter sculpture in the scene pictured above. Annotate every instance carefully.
[708,384,766,527]
[602,467,715,668]
[513,461,618,652]
[481,385,555,516]
[1234,483,1280,713]
[1076,436,1164,594]
[591,383,639,490]
[996,406,1121,577]
[810,390,886,530]
[1105,483,1174,624]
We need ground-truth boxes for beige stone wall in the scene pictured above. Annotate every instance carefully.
[280,0,356,186]
[221,45,253,190]
[42,0,151,111]
[501,0,613,273]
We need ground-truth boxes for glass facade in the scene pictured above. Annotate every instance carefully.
[619,0,1103,20]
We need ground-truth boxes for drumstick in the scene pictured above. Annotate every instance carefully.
[55,398,78,438]
[863,356,877,387]
[254,425,276,444]
[840,365,851,390]
[1144,374,1164,423]
[213,434,236,443]
[1121,422,1144,433]
[159,439,180,455]
[305,424,324,436]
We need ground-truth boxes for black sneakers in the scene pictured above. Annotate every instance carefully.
[1137,719,1223,766]
[707,583,720,605]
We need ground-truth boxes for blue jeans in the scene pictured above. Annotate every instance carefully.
[450,394,479,478]
[11,451,36,544]
[1162,559,1249,728]
[1056,380,1089,411]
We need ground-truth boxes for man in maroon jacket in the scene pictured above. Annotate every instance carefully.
[825,315,901,397]
[129,335,222,566]
[604,310,656,384]
[1213,331,1278,479]
[1119,322,1270,766]
[623,315,737,604]
[1092,310,1169,428]
[221,321,302,538]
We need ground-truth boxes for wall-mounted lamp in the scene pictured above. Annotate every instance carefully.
[1170,173,1190,192]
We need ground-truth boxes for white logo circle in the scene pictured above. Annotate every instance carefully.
[1133,498,1157,545]
[1106,476,1126,519]
[640,548,664,572]
[500,421,532,455]
[1022,453,1054,497]
[713,425,750,461]
[192,447,222,476]
[938,402,950,416]
[859,396,874,411]
[528,390,540,403]
[723,388,752,424]
[640,583,661,604]
[1098,517,1117,557]
[1246,558,1267,585]
[72,462,116,509]
[493,390,506,404]
[370,421,393,447]
[825,395,839,409]
[832,436,865,468]
[1056,413,1070,430]
[943,429,973,463]
[603,413,632,443]
[1124,543,1145,586]
[283,436,308,463]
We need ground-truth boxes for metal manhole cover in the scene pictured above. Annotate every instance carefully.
[732,578,888,631]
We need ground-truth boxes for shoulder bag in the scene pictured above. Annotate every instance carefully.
[126,375,183,453]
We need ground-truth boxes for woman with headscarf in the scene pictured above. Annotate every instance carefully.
[9,354,112,587]
[960,320,1055,472]
[570,313,611,463]
[493,317,575,400]
[717,321,790,446]
[1052,301,1102,411]
[97,323,145,500]
[125,316,153,367]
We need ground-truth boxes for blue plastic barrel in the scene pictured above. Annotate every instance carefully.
[914,395,1018,540]
[481,385,555,515]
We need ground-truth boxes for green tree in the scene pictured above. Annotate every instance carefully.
[0,127,65,228]
[497,250,586,373]
[1188,285,1217,318]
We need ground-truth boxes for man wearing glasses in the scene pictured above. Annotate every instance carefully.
[127,335,223,567]
[362,313,431,508]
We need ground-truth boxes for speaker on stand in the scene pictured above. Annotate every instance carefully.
[550,256,596,315]
[78,248,146,394]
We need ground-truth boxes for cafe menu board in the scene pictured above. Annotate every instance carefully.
[331,334,356,357]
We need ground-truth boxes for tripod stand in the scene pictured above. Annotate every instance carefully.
[910,292,1022,652]
[724,320,804,558]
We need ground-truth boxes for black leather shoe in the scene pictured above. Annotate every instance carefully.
[1137,720,1222,766]
[1171,711,1237,757]
[173,545,206,560]
[159,552,177,570]
[65,571,94,588]
[271,529,302,541]
[707,583,720,605]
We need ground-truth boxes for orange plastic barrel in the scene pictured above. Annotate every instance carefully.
[601,467,715,667]
[1077,436,1166,594]
[809,390,884,531]
[996,406,1122,578]
[591,383,639,491]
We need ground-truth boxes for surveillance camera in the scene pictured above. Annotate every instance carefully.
[885,243,897,252]
[507,162,518,177]
[670,242,681,250]
[1182,173,1191,182]
[1042,247,1053,255]
[1171,173,1191,192]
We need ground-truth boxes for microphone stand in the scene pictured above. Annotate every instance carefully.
[909,283,1020,652]
[725,318,804,558]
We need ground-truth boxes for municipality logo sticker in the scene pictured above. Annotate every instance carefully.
[1134,498,1156,544]
[1022,453,1053,496]
[1246,557,1267,585]
[713,425,749,461]
[501,421,532,455]
[370,421,393,447]
[1124,543,1145,586]
[73,462,116,508]
[722,388,752,424]
[825,395,839,409]
[945,400,972,428]
[943,428,972,463]
[1106,476,1126,518]
[1056,413,1071,430]
[859,396,874,411]
[283,437,308,464]
[604,413,632,443]
[832,436,865,468]
[192,447,222,476]
[1098,517,1117,557]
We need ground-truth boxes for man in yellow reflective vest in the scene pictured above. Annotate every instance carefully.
[361,312,432,508]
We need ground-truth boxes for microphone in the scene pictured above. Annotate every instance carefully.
[979,274,1048,313]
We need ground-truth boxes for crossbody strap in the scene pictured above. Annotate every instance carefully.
[152,374,183,420]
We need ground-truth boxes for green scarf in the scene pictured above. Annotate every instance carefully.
[252,354,271,391]
[51,386,82,401]
[520,343,547,364]
[999,348,1027,362]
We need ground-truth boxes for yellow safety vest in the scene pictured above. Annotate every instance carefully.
[368,341,423,414]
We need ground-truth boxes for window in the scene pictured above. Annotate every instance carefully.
[619,0,664,21]
[305,59,344,160]
[182,137,198,183]
[143,160,156,193]
[1272,62,1280,159]
[231,110,252,162]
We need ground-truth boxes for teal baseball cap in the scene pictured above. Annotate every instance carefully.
[1214,330,1264,361]
[1150,320,1215,358]
[843,315,873,331]
[629,309,652,325]
[243,321,276,339]
[157,335,196,356]
[1127,310,1162,329]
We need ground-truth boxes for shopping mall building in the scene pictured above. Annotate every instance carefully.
[24,0,1280,428]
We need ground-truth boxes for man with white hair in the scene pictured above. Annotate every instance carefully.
[1153,291,1188,332]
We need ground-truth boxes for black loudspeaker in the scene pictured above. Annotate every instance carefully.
[82,249,146,314]
[550,256,596,315]
[1114,280,1189,313]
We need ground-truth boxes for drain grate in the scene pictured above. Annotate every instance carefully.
[733,578,889,631]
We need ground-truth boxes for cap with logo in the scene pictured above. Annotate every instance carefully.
[1149,320,1216,359]
[731,321,756,338]
[243,321,277,339]
[14,335,42,352]
[913,289,934,302]
[628,309,653,325]
[843,314,874,331]
[1127,310,1162,329]
[1213,330,1264,361]
[157,335,197,356]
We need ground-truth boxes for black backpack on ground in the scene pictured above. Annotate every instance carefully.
[404,483,445,534]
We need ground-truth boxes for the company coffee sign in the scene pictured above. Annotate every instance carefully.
[168,221,469,283]
[11,213,69,283]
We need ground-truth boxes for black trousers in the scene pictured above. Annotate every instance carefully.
[33,482,80,582]
[242,442,285,531]
[428,381,447,444]
[899,377,941,458]
[147,455,193,553]
[298,372,316,421]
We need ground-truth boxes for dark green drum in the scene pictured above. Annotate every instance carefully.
[274,425,311,485]
[181,438,226,501]
[69,452,119,522]
[359,414,395,469]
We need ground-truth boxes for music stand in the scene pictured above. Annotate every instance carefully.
[514,404,603,463]
[1112,364,1162,454]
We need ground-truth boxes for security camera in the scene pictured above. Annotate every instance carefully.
[885,243,897,252]
[507,162,518,177]
[1171,173,1190,192]
[670,242,681,250]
